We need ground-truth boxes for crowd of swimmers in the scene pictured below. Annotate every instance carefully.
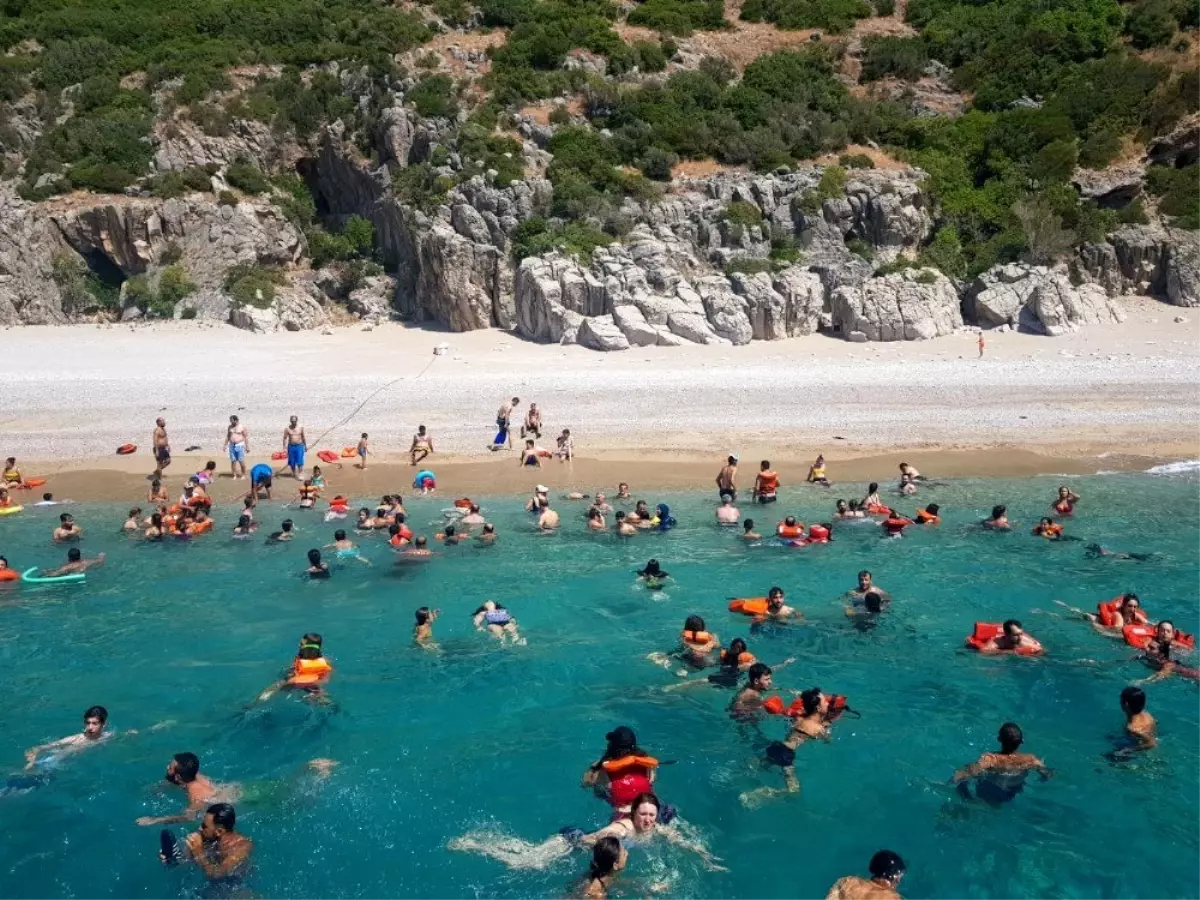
[3,441,1196,898]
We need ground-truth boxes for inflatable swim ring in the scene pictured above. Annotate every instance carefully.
[0,569,19,582]
[116,444,137,455]
[21,567,85,585]
[16,478,46,489]
[0,505,23,517]
[317,450,339,464]
[413,470,436,489]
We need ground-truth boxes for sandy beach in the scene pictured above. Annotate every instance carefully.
[4,297,1197,500]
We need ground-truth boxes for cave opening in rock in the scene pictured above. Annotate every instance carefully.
[295,159,329,217]
[79,248,126,308]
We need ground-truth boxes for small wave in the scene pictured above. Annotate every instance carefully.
[1145,460,1200,475]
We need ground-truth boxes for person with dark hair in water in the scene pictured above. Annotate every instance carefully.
[23,706,112,771]
[826,850,907,899]
[305,548,330,579]
[136,753,240,826]
[161,803,253,880]
[952,723,1052,804]
[1084,543,1156,562]
[577,835,626,899]
[636,559,670,589]
[1137,620,1200,683]
[982,505,1011,530]
[1118,686,1157,753]
[414,607,439,649]
[42,547,105,577]
[741,687,833,807]
[580,726,658,813]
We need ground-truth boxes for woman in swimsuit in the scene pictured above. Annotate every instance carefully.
[472,601,522,643]
[576,836,625,899]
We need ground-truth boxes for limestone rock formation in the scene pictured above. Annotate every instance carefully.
[830,268,962,341]
[967,265,1125,334]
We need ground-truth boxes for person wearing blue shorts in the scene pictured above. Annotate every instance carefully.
[249,464,273,500]
[224,416,249,480]
[282,416,307,479]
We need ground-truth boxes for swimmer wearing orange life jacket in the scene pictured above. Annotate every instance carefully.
[753,461,780,503]
[258,633,333,702]
[880,510,912,538]
[1052,485,1080,516]
[970,619,1044,656]
[914,503,940,524]
[580,726,659,814]
[1083,592,1149,634]
[729,586,799,622]
[775,516,805,540]
[1031,517,1064,539]
[1136,621,1200,683]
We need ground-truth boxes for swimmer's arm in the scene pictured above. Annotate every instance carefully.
[1033,758,1053,779]
[580,763,603,787]
[951,761,986,783]
[578,822,622,846]
[771,657,797,670]
[23,735,74,768]
[660,826,727,872]
[192,837,252,879]
[472,613,486,630]
[136,803,203,826]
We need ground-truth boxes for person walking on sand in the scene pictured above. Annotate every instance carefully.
[978,332,985,358]
[491,397,519,451]
[410,425,434,466]
[282,416,307,479]
[356,433,369,470]
[152,418,171,479]
[716,455,738,502]
[223,416,249,480]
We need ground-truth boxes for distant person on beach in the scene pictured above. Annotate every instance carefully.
[826,850,907,900]
[716,455,738,501]
[520,439,543,467]
[160,803,253,881]
[410,425,434,466]
[491,397,519,450]
[742,519,761,540]
[555,429,574,461]
[24,706,113,770]
[952,723,1051,804]
[2,457,25,487]
[716,494,739,525]
[250,464,273,500]
[806,454,830,486]
[982,505,1011,530]
[52,513,82,542]
[282,416,307,479]
[223,415,249,480]
[753,461,779,503]
[899,462,923,481]
[356,433,369,469]
[978,332,985,358]
[136,752,240,826]
[521,403,542,440]
[152,418,171,479]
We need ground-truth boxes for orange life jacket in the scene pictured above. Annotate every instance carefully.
[757,472,779,493]
[915,509,940,524]
[776,522,804,539]
[601,755,658,776]
[681,630,713,647]
[965,622,1043,656]
[807,524,830,542]
[288,656,333,686]
[1123,623,1195,651]
[729,597,769,616]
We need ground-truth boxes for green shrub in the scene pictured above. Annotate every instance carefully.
[548,105,572,125]
[226,161,271,195]
[433,0,474,27]
[873,0,895,14]
[861,36,928,82]
[846,237,875,260]
[1146,163,1200,229]
[769,237,802,264]
[1078,126,1123,168]
[392,162,457,210]
[917,226,967,278]
[640,147,677,181]
[343,216,376,256]
[1126,0,1178,48]
[740,0,873,32]
[839,152,875,169]
[511,216,613,261]
[409,74,458,119]
[724,257,773,274]
[123,275,155,311]
[722,201,763,225]
[218,190,238,206]
[272,174,317,226]
[158,265,198,306]
[180,307,198,320]
[627,0,727,35]
[38,37,118,93]
[223,264,284,308]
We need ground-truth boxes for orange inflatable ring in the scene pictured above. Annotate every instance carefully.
[764,693,851,721]
[965,622,1043,656]
[317,450,339,464]
[1123,623,1196,651]
[0,569,19,582]
[271,451,286,461]
[17,478,46,489]
[116,444,137,455]
[341,447,357,458]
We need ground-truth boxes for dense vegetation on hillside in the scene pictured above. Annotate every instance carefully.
[0,0,1195,276]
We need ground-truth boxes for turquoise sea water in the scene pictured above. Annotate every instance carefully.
[0,471,1197,899]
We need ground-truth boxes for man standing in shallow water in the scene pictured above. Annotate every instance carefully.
[282,415,307,479]
[716,455,738,502]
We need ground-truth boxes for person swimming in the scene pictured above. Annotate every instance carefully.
[974,619,1044,655]
[952,722,1052,805]
[827,850,907,900]
[1084,543,1156,561]
[676,615,717,668]
[1032,517,1065,539]
[414,607,439,649]
[914,503,940,524]
[880,510,912,538]
[1138,621,1200,683]
[325,530,370,565]
[982,505,1011,530]
[580,726,659,813]
[1052,485,1080,516]
[268,519,295,543]
[576,835,626,899]
[232,515,255,538]
[637,559,670,590]
[741,687,832,807]
[742,519,761,540]
[306,548,330,579]
[472,600,522,644]
[258,633,333,702]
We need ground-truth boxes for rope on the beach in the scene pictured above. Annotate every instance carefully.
[306,349,442,453]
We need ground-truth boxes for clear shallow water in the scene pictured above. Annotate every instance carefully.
[0,472,1197,899]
